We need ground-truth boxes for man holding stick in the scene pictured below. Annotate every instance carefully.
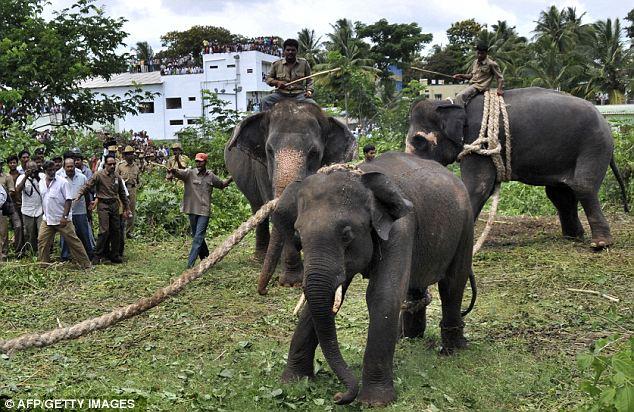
[452,43,504,106]
[262,38,316,110]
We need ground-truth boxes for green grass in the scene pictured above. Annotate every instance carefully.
[0,214,632,411]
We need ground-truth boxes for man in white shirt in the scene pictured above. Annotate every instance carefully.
[60,158,94,261]
[15,161,44,255]
[37,160,91,268]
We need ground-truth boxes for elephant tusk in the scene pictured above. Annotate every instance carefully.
[332,285,343,314]
[293,293,306,317]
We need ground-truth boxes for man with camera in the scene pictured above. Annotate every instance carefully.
[15,161,45,255]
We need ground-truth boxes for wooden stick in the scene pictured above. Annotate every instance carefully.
[148,161,168,169]
[284,67,341,87]
[566,288,620,303]
[410,66,455,80]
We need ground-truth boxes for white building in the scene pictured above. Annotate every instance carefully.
[80,51,280,140]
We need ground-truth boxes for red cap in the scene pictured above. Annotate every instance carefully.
[195,153,208,161]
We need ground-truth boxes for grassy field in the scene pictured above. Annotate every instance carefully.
[0,212,632,411]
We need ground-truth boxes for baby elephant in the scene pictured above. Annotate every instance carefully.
[274,152,475,406]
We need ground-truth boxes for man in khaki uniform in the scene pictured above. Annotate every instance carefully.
[262,38,316,111]
[166,142,189,180]
[116,146,141,237]
[75,155,130,264]
[0,160,23,259]
[453,43,504,106]
[168,153,232,268]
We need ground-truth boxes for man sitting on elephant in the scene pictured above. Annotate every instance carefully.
[261,38,316,111]
[452,43,504,106]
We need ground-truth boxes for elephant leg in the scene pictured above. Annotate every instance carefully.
[282,305,318,382]
[438,248,470,355]
[575,190,612,249]
[254,217,270,262]
[279,242,303,287]
[460,156,497,220]
[545,185,584,240]
[400,288,431,339]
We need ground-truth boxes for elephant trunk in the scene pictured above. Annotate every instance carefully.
[304,252,358,404]
[257,225,284,295]
[257,149,306,294]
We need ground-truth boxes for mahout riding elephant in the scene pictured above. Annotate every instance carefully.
[406,87,629,250]
[224,101,356,293]
[272,152,475,406]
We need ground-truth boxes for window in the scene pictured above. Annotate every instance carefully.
[169,119,184,125]
[187,118,202,125]
[209,65,218,69]
[227,64,235,68]
[188,96,196,101]
[434,94,442,100]
[138,102,154,113]
[247,68,253,73]
[166,98,182,109]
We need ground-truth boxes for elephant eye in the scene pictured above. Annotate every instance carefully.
[341,226,354,244]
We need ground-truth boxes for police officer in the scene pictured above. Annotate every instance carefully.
[166,142,189,180]
[116,146,141,238]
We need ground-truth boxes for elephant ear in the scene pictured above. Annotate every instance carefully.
[322,117,357,165]
[361,172,413,241]
[271,180,302,238]
[435,103,466,145]
[227,112,268,165]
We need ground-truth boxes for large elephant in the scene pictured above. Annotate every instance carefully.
[406,87,629,249]
[273,152,475,406]
[224,101,356,293]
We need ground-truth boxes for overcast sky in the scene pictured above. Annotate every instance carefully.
[47,0,632,53]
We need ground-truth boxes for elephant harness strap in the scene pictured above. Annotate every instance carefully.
[458,90,512,183]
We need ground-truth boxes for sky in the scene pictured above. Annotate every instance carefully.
[46,0,633,53]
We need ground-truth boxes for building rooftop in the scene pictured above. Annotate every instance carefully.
[80,72,163,89]
[595,104,634,115]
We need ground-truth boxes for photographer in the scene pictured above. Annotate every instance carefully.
[15,161,45,255]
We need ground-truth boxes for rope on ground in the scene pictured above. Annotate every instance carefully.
[0,198,279,355]
[457,91,512,254]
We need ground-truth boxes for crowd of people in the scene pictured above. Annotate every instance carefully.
[0,139,230,269]
[202,36,282,57]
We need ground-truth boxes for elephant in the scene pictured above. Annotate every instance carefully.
[406,87,630,250]
[224,100,356,293]
[272,152,476,406]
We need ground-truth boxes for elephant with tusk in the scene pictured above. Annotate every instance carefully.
[272,152,476,406]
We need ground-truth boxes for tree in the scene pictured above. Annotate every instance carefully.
[625,9,634,43]
[159,25,233,62]
[447,19,484,56]
[0,0,153,127]
[133,41,154,63]
[297,28,323,66]
[356,19,432,98]
[473,22,529,88]
[583,18,630,104]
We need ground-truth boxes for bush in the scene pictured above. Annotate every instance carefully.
[577,335,633,412]
[601,124,633,212]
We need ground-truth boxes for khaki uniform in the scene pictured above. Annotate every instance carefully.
[456,57,504,105]
[116,161,141,235]
[166,154,189,180]
[76,170,128,261]
[0,172,22,258]
[266,58,314,95]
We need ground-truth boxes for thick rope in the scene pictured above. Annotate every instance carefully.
[0,198,279,355]
[457,91,511,254]
[458,91,511,182]
[317,163,363,176]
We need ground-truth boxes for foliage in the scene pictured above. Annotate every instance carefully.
[601,124,634,211]
[158,25,233,62]
[577,335,634,412]
[446,19,483,56]
[0,120,42,162]
[297,28,323,67]
[0,0,154,127]
[356,19,432,98]
[132,41,154,63]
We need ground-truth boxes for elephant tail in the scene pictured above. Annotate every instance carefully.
[461,270,477,317]
[609,156,630,213]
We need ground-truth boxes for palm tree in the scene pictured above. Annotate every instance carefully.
[297,28,323,66]
[133,41,154,63]
[522,38,584,91]
[583,18,630,103]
